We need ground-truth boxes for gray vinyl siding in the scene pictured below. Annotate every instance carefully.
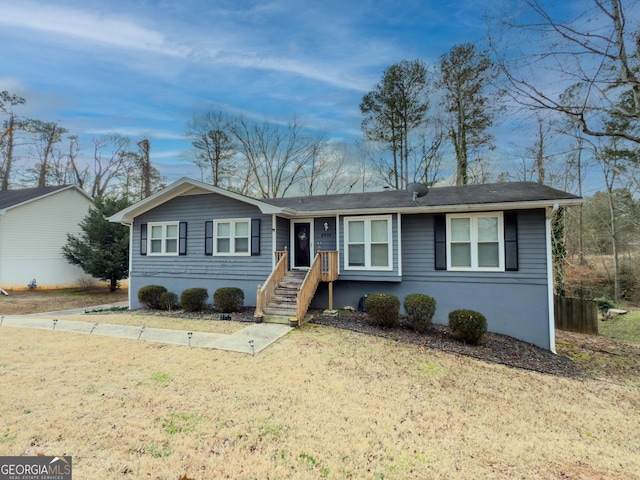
[315,217,337,251]
[401,209,547,285]
[337,213,401,282]
[275,216,290,252]
[129,193,273,308]
[311,209,553,350]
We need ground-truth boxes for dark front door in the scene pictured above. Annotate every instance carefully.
[293,222,311,268]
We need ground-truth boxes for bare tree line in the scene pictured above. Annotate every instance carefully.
[0,91,165,199]
[184,112,364,198]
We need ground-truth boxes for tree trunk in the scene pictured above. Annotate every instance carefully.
[2,115,15,191]
[607,188,621,302]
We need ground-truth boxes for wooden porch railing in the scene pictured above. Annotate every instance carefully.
[296,250,338,323]
[254,247,288,318]
[319,250,338,282]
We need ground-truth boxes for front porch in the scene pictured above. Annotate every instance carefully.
[254,247,338,324]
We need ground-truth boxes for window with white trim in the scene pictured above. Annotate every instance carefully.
[344,215,392,270]
[447,212,504,270]
[214,219,250,255]
[148,222,179,255]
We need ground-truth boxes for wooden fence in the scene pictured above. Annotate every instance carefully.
[554,295,598,335]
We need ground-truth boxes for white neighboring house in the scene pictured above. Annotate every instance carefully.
[0,185,94,291]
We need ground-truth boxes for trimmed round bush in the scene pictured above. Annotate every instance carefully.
[404,293,436,333]
[159,291,178,311]
[365,293,400,327]
[137,284,167,309]
[180,288,209,312]
[448,309,487,345]
[214,287,244,313]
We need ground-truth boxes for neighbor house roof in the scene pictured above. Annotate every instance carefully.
[0,185,92,214]
[110,177,582,223]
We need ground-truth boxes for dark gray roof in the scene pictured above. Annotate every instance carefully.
[263,182,581,213]
[0,185,75,210]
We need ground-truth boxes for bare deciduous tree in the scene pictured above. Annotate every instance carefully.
[230,116,317,198]
[491,0,640,144]
[0,91,27,190]
[89,134,133,197]
[65,135,89,189]
[185,111,236,187]
[25,119,68,187]
[300,141,363,195]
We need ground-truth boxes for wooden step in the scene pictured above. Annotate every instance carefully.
[271,297,295,304]
[267,300,295,308]
[263,307,296,317]
[261,314,293,325]
[273,288,298,300]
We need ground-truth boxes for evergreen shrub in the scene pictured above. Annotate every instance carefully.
[404,293,436,333]
[365,293,400,327]
[159,291,179,311]
[181,288,209,312]
[138,285,167,309]
[448,309,487,345]
[214,287,245,313]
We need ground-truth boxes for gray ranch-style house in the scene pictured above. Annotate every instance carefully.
[109,177,581,352]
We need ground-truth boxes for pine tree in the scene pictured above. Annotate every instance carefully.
[62,196,130,292]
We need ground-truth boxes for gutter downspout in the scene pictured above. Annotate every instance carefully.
[546,203,559,354]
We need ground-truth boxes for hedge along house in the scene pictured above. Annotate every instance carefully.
[109,177,581,351]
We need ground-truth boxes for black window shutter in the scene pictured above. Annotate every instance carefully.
[179,222,188,256]
[504,211,519,271]
[205,221,213,256]
[251,218,261,256]
[140,223,147,256]
[434,214,446,270]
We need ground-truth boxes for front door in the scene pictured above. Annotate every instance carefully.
[293,222,312,268]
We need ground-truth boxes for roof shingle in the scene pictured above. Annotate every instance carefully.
[262,181,581,213]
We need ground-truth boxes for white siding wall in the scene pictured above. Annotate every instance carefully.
[0,188,93,289]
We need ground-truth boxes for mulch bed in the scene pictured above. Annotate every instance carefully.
[309,310,580,377]
[130,306,580,378]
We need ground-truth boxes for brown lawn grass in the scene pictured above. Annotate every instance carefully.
[0,287,128,315]
[1,322,639,479]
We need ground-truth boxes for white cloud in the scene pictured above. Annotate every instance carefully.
[0,1,187,57]
[0,76,25,93]
[209,50,370,92]
[84,127,185,140]
[1,0,384,91]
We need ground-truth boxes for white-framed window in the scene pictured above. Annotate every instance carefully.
[148,222,179,255]
[447,212,504,271]
[214,218,250,255]
[344,215,392,270]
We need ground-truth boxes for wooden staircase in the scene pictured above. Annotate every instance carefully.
[262,270,306,323]
[255,249,338,325]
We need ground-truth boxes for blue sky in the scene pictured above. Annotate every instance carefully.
[0,0,498,183]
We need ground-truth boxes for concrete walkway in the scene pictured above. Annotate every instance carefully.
[0,305,292,355]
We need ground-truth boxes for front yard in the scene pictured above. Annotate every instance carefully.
[1,310,639,479]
